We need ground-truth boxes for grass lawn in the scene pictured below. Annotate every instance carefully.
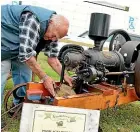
[2,52,140,132]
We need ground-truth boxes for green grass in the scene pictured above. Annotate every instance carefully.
[2,52,140,132]
[100,102,140,132]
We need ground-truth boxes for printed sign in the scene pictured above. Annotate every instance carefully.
[126,15,140,35]
[129,16,135,30]
[33,111,86,132]
[20,103,100,132]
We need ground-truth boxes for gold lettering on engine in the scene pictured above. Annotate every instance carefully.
[102,51,112,59]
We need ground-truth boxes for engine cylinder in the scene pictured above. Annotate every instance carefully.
[83,50,125,71]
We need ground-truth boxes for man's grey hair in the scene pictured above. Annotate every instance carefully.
[50,14,69,27]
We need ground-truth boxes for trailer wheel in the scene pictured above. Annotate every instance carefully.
[99,29,131,51]
[3,83,27,118]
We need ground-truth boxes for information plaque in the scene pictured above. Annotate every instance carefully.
[20,103,100,132]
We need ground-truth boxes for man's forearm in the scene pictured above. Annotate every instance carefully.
[25,56,46,79]
[47,57,62,75]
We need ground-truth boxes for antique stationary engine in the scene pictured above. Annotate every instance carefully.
[58,13,140,98]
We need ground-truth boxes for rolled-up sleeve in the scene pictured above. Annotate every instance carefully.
[19,12,40,62]
[44,41,59,57]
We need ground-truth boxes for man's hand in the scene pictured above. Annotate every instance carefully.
[26,56,55,97]
[43,76,56,97]
[64,74,73,87]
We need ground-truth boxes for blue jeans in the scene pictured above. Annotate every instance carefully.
[1,59,32,104]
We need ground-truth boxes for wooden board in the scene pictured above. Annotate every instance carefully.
[53,88,139,110]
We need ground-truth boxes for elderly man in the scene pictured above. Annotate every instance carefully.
[1,4,72,105]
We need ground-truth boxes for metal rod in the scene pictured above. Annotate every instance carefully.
[106,71,134,76]
[60,61,65,84]
[1,103,22,116]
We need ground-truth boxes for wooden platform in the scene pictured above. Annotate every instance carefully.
[26,82,139,110]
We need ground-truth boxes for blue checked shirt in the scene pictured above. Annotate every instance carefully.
[19,12,58,62]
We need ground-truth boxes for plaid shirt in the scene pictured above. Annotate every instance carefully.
[19,12,58,62]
